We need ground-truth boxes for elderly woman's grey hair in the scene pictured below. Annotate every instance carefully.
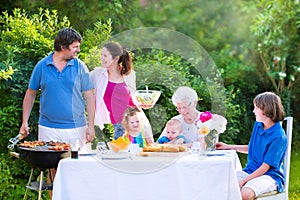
[171,86,198,105]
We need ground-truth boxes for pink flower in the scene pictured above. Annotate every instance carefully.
[199,111,212,123]
[195,112,227,135]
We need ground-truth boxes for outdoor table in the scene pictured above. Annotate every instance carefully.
[53,149,242,200]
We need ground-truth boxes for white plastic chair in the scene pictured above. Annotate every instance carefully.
[255,116,293,200]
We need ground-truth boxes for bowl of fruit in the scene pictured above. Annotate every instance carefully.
[108,137,130,153]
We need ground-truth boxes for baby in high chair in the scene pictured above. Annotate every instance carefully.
[157,118,186,144]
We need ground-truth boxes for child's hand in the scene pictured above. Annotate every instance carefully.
[239,179,247,189]
[173,138,184,144]
[215,142,230,150]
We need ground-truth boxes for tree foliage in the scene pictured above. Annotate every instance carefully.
[0,0,141,33]
[251,0,300,94]
[137,0,256,52]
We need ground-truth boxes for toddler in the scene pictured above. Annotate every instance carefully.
[122,107,154,148]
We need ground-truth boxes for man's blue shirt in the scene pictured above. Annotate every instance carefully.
[29,53,93,128]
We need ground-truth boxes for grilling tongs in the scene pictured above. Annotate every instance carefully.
[8,132,27,150]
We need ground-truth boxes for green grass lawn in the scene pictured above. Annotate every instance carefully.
[289,150,300,200]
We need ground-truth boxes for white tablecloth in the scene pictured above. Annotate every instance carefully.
[53,150,242,200]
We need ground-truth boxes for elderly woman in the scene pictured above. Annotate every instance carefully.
[158,86,204,146]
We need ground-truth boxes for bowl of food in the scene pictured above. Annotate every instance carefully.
[108,137,130,153]
[135,90,161,109]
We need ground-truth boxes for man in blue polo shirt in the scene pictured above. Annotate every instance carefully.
[19,28,95,149]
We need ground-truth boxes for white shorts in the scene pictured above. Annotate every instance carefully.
[237,171,277,196]
[38,125,86,149]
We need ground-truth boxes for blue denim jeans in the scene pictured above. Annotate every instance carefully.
[113,123,125,140]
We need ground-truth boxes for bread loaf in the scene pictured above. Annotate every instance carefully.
[142,144,186,153]
[175,144,187,152]
[143,144,162,152]
[161,144,179,152]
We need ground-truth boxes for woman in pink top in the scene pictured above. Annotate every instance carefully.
[91,42,153,141]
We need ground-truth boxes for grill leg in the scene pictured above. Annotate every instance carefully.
[48,168,53,183]
[23,168,34,200]
[47,168,55,199]
[38,170,44,200]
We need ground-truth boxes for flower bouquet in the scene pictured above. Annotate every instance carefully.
[195,111,227,150]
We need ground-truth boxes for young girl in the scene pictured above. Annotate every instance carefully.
[216,92,287,200]
[122,107,154,148]
[158,118,186,144]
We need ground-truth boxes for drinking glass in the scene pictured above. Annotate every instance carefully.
[128,143,140,154]
[69,138,80,159]
[97,141,108,154]
[191,141,201,154]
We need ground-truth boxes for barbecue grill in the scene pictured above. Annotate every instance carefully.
[8,134,70,200]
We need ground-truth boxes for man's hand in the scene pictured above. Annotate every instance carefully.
[19,123,30,139]
[85,126,95,143]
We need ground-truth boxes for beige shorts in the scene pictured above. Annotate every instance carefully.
[38,125,86,149]
[237,171,277,196]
